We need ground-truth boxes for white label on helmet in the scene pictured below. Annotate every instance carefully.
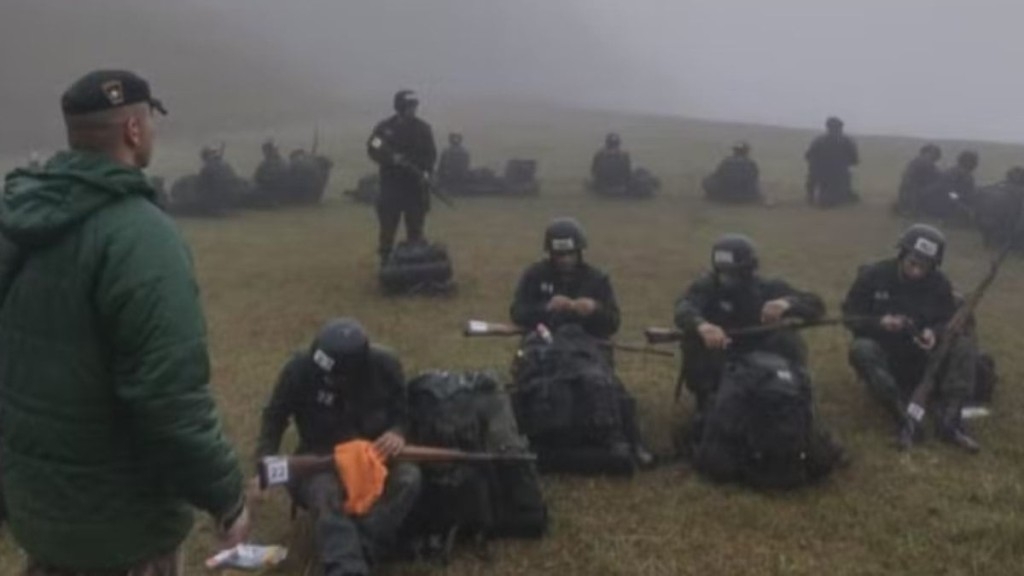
[906,402,925,422]
[369,137,383,149]
[313,349,335,372]
[776,370,793,382]
[713,250,735,265]
[467,320,489,334]
[914,237,939,257]
[262,456,290,486]
[551,238,575,251]
[949,192,960,201]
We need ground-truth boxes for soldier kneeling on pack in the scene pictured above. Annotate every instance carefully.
[254,318,422,576]
[508,218,654,474]
[843,224,981,452]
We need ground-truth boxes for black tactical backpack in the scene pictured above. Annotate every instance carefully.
[379,240,454,295]
[402,370,548,551]
[510,325,634,475]
[694,351,840,490]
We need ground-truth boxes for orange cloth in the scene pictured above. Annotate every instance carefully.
[333,440,389,516]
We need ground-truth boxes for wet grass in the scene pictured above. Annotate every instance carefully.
[2,104,1023,575]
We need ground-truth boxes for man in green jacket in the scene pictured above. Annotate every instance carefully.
[0,70,249,575]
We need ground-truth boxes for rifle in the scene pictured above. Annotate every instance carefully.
[643,315,881,345]
[258,444,537,490]
[464,319,674,358]
[368,135,454,208]
[899,234,1016,450]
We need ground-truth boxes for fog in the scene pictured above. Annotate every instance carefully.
[3,0,1023,153]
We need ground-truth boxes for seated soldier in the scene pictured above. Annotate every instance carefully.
[287,149,321,204]
[673,234,825,428]
[894,144,942,216]
[437,132,471,190]
[590,133,632,191]
[974,166,1024,250]
[843,224,980,452]
[921,150,979,225]
[510,217,653,467]
[196,146,241,212]
[253,139,289,205]
[703,142,762,204]
[254,318,422,576]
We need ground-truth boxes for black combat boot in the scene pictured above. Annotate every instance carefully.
[936,401,980,454]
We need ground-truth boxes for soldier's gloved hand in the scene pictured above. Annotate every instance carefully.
[374,431,407,460]
[546,295,574,312]
[573,298,599,316]
[880,315,908,332]
[761,298,791,324]
[697,322,730,350]
[914,328,937,351]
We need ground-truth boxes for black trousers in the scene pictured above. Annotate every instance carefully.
[376,184,429,260]
[290,463,422,576]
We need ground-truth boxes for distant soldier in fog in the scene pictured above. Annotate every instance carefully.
[703,141,762,204]
[805,117,859,207]
[920,150,978,226]
[974,166,1024,250]
[195,145,241,213]
[590,133,632,190]
[437,132,471,190]
[895,144,942,216]
[253,139,288,205]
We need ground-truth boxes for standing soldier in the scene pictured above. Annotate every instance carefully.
[367,90,437,265]
[0,69,248,575]
[842,224,980,451]
[805,116,859,207]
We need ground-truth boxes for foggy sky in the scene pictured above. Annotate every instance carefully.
[4,0,1024,151]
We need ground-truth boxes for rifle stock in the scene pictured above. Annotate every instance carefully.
[465,320,673,357]
[901,245,1012,447]
[645,315,878,345]
[258,445,537,490]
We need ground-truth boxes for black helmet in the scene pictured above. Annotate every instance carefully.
[544,217,587,253]
[1007,166,1024,186]
[393,89,419,113]
[897,223,946,267]
[449,132,463,145]
[957,150,979,171]
[826,116,844,129]
[711,234,759,272]
[605,133,621,147]
[732,141,751,155]
[311,317,370,375]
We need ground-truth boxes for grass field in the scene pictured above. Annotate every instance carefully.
[2,103,1024,575]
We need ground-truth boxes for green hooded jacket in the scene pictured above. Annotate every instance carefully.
[0,150,244,570]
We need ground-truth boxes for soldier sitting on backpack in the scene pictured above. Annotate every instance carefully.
[673,234,826,437]
[510,217,654,469]
[254,318,422,576]
[590,133,632,192]
[252,139,288,206]
[703,142,763,204]
[843,224,980,452]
